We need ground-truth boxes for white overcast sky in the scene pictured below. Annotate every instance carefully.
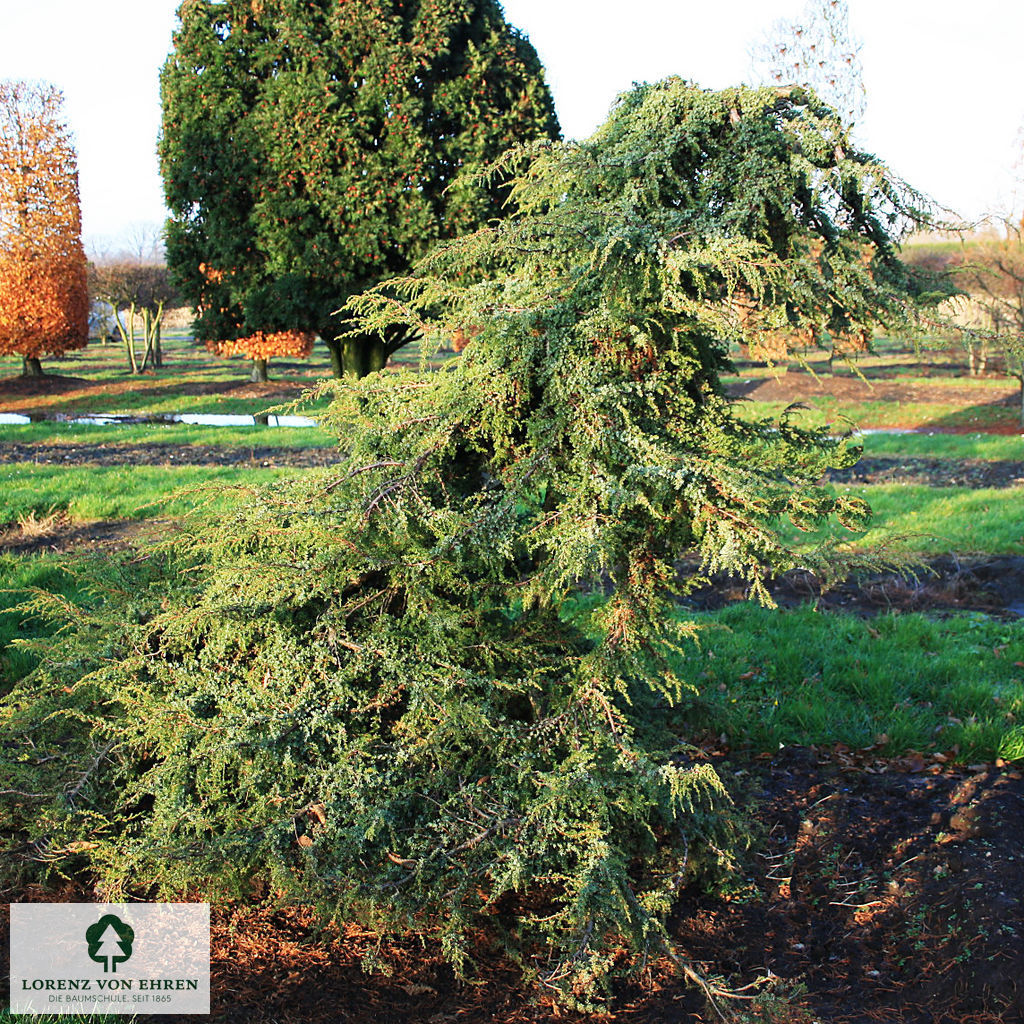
[1,0,1021,250]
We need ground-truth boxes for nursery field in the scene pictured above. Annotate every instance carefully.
[1,334,1022,1024]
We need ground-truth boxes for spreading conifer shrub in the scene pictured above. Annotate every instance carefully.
[1,79,934,1007]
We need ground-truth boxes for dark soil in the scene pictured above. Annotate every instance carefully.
[682,554,1024,619]
[2,444,1024,489]
[0,372,92,396]
[831,456,1024,489]
[0,441,341,468]
[0,516,153,556]
[4,750,1021,1023]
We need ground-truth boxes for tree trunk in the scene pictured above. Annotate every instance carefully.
[340,336,389,379]
[251,358,269,383]
[140,311,155,373]
[154,323,163,368]
[140,303,165,372]
[117,303,140,374]
[21,356,44,377]
[111,305,138,374]
[323,337,344,379]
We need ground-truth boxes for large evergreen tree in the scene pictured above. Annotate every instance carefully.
[4,80,936,1011]
[160,0,559,379]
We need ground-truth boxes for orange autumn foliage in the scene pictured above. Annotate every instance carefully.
[207,330,315,361]
[0,81,88,363]
[197,261,314,364]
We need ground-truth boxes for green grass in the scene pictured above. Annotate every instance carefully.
[778,484,1024,556]
[0,553,86,692]
[0,463,293,525]
[860,431,1023,461]
[0,326,335,383]
[1,380,332,418]
[0,420,337,448]
[670,604,1024,763]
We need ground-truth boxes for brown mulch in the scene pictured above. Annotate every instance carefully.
[3,750,1022,1023]
[727,372,1020,407]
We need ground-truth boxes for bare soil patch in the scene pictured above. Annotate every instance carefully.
[0,441,340,469]
[682,555,1024,619]
[0,516,153,556]
[0,373,93,399]
[3,445,1023,488]
[3,751,1021,1024]
[728,373,1020,407]
[830,456,1024,488]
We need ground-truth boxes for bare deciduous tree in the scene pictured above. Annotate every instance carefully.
[752,0,866,130]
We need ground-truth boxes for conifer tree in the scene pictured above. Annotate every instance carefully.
[4,80,935,1011]
[159,0,559,380]
[0,80,88,376]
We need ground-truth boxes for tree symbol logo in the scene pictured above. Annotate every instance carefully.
[85,914,135,973]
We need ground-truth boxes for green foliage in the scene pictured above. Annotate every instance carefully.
[2,79,936,1008]
[160,0,559,376]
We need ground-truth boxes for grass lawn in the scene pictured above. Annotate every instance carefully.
[0,327,334,385]
[0,329,450,418]
[860,431,1023,460]
[669,604,1024,763]
[738,397,1019,433]
[776,484,1024,556]
[0,463,292,525]
[0,552,87,692]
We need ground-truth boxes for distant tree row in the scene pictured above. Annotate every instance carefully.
[159,0,560,381]
[901,229,1024,420]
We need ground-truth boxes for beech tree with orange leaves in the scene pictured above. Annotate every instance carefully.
[208,329,315,383]
[0,80,88,376]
